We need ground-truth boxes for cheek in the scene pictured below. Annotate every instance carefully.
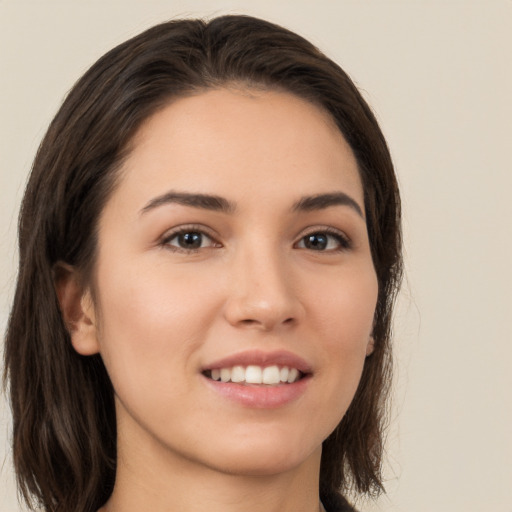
[91,260,220,401]
[311,264,378,343]
[307,266,377,417]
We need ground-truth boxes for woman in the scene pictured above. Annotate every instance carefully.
[4,15,402,512]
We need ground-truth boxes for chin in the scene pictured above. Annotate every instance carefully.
[198,436,321,477]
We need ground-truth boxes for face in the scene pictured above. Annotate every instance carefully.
[76,88,378,478]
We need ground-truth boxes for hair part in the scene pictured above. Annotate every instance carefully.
[4,15,402,512]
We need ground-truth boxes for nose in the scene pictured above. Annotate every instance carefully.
[222,246,303,331]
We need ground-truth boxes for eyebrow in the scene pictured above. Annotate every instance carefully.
[140,191,235,215]
[140,190,363,217]
[292,192,364,217]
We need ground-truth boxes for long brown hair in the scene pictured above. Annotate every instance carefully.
[4,15,402,512]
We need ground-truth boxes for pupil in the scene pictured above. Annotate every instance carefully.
[306,233,327,250]
[179,232,202,248]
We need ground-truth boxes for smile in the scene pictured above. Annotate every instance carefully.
[204,365,303,386]
[201,350,312,408]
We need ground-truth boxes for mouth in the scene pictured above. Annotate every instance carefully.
[200,350,312,407]
[202,365,305,386]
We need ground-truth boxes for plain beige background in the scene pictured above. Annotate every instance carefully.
[1,1,511,511]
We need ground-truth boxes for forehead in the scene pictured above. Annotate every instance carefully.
[112,88,363,213]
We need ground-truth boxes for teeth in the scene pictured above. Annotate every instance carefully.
[220,368,231,382]
[207,365,302,385]
[231,365,245,383]
[245,365,262,384]
[287,368,299,383]
[262,366,280,385]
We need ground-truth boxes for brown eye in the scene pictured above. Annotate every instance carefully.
[303,233,329,250]
[164,229,218,252]
[296,231,350,251]
[175,232,203,249]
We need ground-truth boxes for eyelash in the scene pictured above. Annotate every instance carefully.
[160,225,352,253]
[295,227,352,252]
[160,225,220,253]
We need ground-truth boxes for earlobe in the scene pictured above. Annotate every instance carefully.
[366,335,375,356]
[53,262,100,356]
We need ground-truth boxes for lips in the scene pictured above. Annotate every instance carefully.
[201,350,312,408]
[203,349,312,374]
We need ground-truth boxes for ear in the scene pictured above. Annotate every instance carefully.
[366,335,375,356]
[54,262,100,356]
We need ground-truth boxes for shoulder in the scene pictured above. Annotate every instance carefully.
[321,491,358,512]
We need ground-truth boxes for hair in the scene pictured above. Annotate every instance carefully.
[3,14,402,512]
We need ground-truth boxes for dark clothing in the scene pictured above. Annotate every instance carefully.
[322,491,357,512]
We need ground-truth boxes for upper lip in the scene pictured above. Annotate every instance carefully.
[202,350,312,374]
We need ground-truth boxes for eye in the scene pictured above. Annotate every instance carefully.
[296,230,350,252]
[162,227,219,252]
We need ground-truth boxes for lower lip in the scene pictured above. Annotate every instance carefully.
[202,375,310,409]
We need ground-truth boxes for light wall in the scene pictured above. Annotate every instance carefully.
[1,1,511,511]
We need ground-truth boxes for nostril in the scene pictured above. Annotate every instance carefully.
[238,317,295,329]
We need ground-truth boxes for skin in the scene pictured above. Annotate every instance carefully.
[60,88,378,512]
